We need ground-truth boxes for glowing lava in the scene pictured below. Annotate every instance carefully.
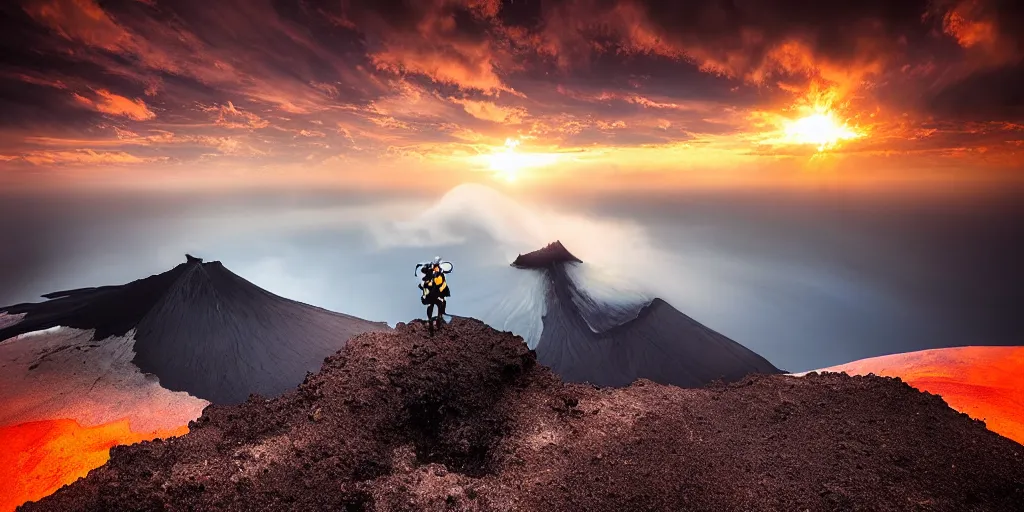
[0,418,189,512]
[0,323,209,512]
[812,346,1024,446]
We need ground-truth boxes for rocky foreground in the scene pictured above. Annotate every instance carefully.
[21,318,1024,511]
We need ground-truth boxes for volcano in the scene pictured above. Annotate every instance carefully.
[509,241,782,388]
[0,254,390,405]
[0,255,389,511]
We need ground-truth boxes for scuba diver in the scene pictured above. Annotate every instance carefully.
[415,256,453,335]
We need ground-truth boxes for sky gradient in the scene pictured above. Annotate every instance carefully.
[2,0,1023,192]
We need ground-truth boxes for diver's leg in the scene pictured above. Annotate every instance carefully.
[437,298,447,324]
[427,302,435,336]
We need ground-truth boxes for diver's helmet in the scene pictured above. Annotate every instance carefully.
[432,256,442,266]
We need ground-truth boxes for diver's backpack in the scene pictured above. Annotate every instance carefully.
[420,269,449,303]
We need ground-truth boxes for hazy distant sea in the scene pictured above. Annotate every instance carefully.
[2,183,1022,373]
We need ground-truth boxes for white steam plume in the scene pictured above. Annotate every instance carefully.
[366,184,674,346]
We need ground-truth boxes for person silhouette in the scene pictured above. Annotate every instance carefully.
[417,256,452,335]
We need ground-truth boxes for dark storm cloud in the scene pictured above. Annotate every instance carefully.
[0,75,102,135]
[3,0,384,111]
[925,63,1024,122]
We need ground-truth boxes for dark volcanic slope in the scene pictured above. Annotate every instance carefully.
[0,255,389,404]
[510,240,582,268]
[514,242,782,387]
[22,318,1024,512]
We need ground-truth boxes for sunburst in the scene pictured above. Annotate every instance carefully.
[484,139,560,181]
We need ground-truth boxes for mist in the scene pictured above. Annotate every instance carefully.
[2,184,1022,373]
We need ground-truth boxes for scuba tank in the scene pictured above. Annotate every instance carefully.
[415,257,453,306]
[414,257,454,276]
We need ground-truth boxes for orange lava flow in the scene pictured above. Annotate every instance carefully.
[819,346,1024,446]
[0,418,189,512]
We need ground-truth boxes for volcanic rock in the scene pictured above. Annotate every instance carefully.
[0,255,390,404]
[21,318,1024,511]
[510,241,582,269]
[511,241,783,388]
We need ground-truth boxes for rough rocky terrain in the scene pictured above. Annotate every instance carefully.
[21,318,1024,511]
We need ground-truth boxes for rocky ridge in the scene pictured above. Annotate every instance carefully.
[20,318,1024,511]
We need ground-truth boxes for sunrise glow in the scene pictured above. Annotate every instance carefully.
[481,139,562,182]
[754,81,869,154]
[0,0,1019,192]
[781,110,864,152]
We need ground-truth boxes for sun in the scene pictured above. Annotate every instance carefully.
[488,139,525,181]
[483,138,560,181]
[780,109,863,152]
[757,82,868,154]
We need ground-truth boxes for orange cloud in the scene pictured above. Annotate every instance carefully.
[449,98,527,124]
[310,82,340,98]
[14,149,162,166]
[943,9,997,49]
[189,136,266,157]
[928,0,1022,72]
[370,43,508,93]
[562,88,706,112]
[72,89,156,121]
[338,0,515,94]
[200,102,270,130]
[22,0,369,115]
[365,79,453,120]
[23,0,132,53]
[367,116,411,130]
[8,72,71,90]
[335,119,404,145]
[596,120,627,130]
[438,123,487,142]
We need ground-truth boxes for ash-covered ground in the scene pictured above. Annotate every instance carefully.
[21,318,1024,511]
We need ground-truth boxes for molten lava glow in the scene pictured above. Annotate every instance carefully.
[816,346,1024,446]
[0,419,189,512]
[482,138,561,182]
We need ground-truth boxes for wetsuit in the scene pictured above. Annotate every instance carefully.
[419,264,451,329]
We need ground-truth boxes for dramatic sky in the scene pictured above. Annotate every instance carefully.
[2,0,1024,372]
[2,0,1024,192]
